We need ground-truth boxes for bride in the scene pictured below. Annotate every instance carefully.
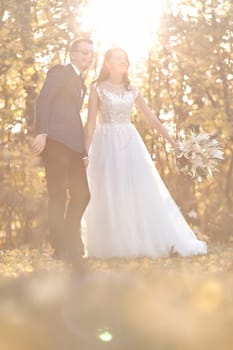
[82,47,207,258]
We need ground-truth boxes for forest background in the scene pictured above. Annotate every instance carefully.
[0,0,232,248]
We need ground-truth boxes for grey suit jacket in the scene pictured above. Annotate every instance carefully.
[35,64,87,155]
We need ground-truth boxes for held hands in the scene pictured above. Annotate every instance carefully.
[173,141,180,150]
[31,134,47,156]
[83,157,89,167]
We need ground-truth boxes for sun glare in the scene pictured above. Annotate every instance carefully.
[81,0,165,64]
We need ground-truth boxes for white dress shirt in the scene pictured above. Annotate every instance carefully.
[70,63,85,99]
[70,63,81,77]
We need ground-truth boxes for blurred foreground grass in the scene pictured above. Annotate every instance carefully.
[0,242,232,350]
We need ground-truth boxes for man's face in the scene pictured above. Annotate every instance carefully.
[71,41,94,72]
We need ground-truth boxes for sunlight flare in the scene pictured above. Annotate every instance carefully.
[97,329,113,342]
[80,0,165,63]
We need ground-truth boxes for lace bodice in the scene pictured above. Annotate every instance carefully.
[95,81,138,124]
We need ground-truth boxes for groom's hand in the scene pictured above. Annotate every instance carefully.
[31,134,47,156]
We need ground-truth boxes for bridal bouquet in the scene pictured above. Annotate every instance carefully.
[175,133,224,179]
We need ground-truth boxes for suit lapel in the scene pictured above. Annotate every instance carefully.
[66,64,85,102]
[82,84,87,99]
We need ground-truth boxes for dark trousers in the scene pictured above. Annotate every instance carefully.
[42,139,90,258]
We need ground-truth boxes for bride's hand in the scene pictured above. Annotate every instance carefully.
[169,140,180,150]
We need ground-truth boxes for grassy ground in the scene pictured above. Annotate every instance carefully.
[0,242,232,350]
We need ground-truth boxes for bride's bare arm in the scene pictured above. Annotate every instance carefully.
[135,92,178,148]
[84,85,99,154]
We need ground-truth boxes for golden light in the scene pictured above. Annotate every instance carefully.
[97,328,113,342]
[81,0,165,64]
[11,123,22,134]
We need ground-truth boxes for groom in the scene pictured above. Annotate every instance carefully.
[31,38,94,266]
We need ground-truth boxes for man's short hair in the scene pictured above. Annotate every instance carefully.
[70,38,93,53]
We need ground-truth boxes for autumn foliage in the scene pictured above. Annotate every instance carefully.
[1,0,233,248]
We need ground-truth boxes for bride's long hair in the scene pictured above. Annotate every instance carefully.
[93,48,131,90]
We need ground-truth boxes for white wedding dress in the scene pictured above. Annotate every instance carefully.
[82,81,207,258]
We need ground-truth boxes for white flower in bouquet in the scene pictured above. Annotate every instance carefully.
[175,132,224,179]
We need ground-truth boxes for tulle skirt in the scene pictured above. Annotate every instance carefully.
[82,123,207,258]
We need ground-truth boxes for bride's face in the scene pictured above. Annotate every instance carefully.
[107,50,129,75]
